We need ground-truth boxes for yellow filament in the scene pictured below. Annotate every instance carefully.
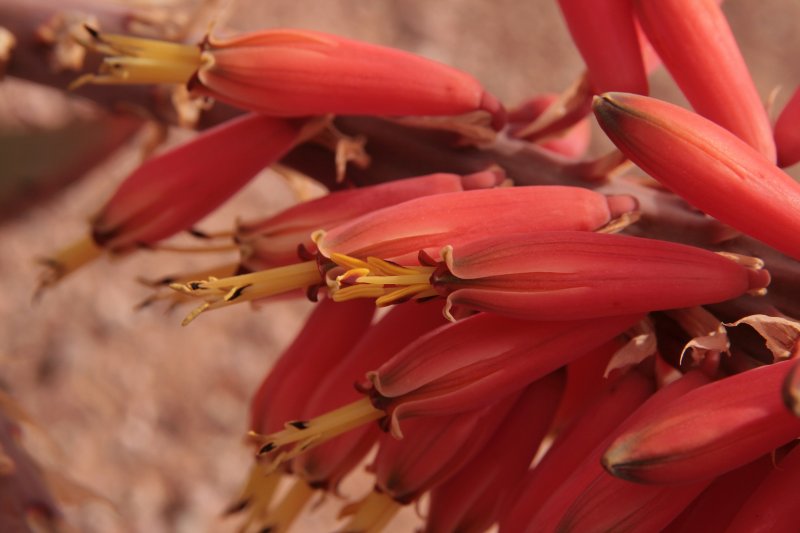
[72,30,203,88]
[260,478,315,533]
[330,252,371,270]
[172,261,322,325]
[333,285,391,302]
[37,235,104,293]
[253,399,384,467]
[340,491,402,533]
[225,465,282,523]
[375,285,438,307]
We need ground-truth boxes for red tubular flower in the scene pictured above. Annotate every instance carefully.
[595,92,800,261]
[663,455,775,533]
[603,359,800,485]
[169,186,638,323]
[634,0,776,161]
[423,371,565,533]
[364,312,639,437]
[315,186,638,262]
[430,231,769,321]
[501,368,655,532]
[726,444,800,533]
[236,170,502,270]
[75,28,506,129]
[291,301,447,491]
[40,113,312,288]
[255,313,638,468]
[340,398,517,532]
[229,297,373,528]
[774,85,800,168]
[557,0,648,95]
[520,370,711,531]
[248,298,375,435]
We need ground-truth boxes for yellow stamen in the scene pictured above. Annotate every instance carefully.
[71,29,203,89]
[171,261,322,325]
[329,252,371,271]
[260,478,316,533]
[224,464,283,520]
[136,263,241,311]
[339,490,402,533]
[327,252,438,306]
[252,398,384,468]
[375,285,438,307]
[333,285,391,303]
[37,235,104,294]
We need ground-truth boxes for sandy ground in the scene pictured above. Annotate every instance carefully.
[1,1,799,532]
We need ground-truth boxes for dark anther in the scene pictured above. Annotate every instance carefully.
[189,282,203,290]
[288,420,309,430]
[226,284,251,301]
[188,227,211,239]
[258,442,276,454]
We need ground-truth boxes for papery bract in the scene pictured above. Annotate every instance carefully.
[595,92,800,261]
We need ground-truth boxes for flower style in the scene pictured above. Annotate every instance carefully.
[74,27,506,128]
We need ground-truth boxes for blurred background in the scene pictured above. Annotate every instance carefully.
[0,1,798,531]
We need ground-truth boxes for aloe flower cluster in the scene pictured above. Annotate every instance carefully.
[9,0,800,530]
